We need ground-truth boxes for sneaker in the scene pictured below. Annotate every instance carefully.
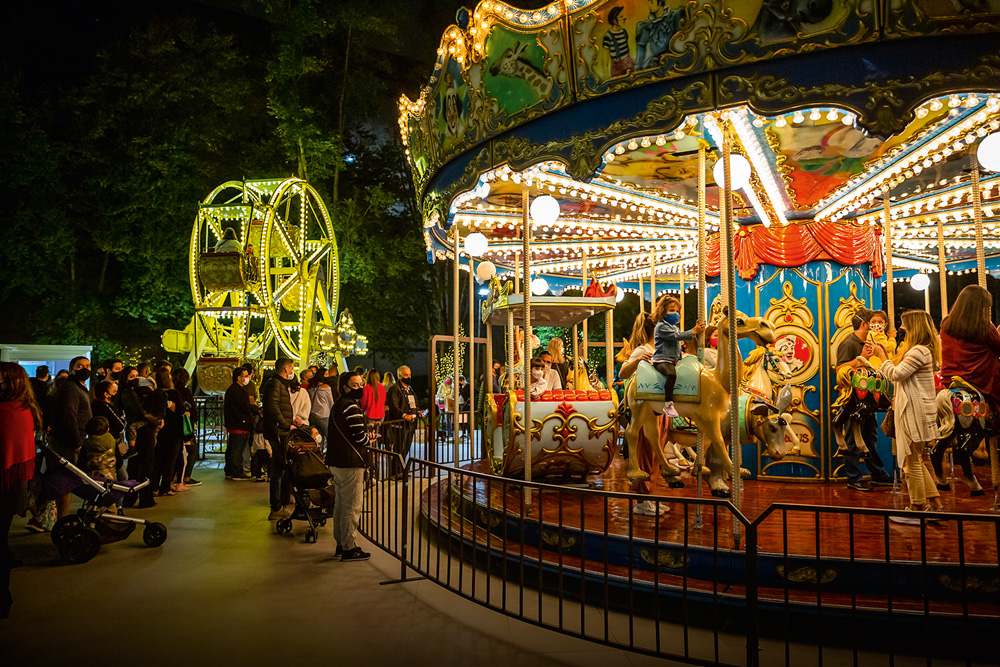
[25,521,46,534]
[340,547,371,562]
[847,480,873,492]
[889,507,923,525]
[268,507,290,520]
[869,476,894,486]
[663,402,680,419]
[633,500,669,516]
[184,479,202,487]
[335,545,343,559]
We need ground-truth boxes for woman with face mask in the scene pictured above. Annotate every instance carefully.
[324,372,371,562]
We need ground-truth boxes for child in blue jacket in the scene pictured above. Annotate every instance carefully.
[651,296,704,418]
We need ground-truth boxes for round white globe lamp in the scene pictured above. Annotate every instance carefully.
[530,277,549,296]
[530,195,560,226]
[615,286,625,303]
[909,272,930,291]
[475,260,496,282]
[464,232,488,257]
[712,154,752,190]
[977,132,1000,172]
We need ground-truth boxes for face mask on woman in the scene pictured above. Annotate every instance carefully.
[348,386,364,401]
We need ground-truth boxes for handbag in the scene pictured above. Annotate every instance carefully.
[880,406,895,438]
[181,413,194,439]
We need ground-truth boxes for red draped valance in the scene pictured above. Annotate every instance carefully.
[702,221,883,280]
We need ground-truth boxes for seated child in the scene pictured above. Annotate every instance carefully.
[83,416,117,482]
[865,310,896,361]
[651,296,705,418]
[529,357,548,399]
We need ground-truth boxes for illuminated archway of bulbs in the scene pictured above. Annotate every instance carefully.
[426,97,1000,285]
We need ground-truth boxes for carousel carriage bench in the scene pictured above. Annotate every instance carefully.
[481,292,619,480]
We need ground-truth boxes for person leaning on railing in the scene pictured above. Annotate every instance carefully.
[325,371,371,562]
[386,365,420,478]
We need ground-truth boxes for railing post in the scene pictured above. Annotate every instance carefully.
[399,455,409,582]
[744,520,760,667]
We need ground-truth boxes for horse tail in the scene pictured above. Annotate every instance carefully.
[936,389,955,440]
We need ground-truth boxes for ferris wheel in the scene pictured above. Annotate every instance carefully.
[164,177,366,389]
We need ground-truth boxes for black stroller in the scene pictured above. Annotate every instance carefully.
[43,446,167,564]
[275,427,336,543]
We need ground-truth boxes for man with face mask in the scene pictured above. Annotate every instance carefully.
[262,358,299,519]
[325,371,371,561]
[48,355,92,518]
[224,368,254,480]
[386,365,420,478]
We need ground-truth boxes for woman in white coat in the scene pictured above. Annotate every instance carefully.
[870,309,946,522]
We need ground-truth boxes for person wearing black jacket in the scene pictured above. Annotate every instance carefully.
[385,365,420,477]
[262,358,298,520]
[48,356,92,518]
[224,367,254,480]
[325,372,370,562]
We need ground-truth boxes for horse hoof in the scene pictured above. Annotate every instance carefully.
[627,472,650,483]
[739,468,751,480]
[668,480,685,489]
[936,483,951,491]
[970,488,985,497]
[711,489,731,498]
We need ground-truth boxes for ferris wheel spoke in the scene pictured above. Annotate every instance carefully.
[271,220,301,264]
[304,241,333,265]
[271,272,302,305]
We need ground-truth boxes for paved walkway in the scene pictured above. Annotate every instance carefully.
[1,463,682,666]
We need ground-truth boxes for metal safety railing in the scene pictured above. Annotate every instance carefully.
[359,447,1000,667]
[194,395,225,454]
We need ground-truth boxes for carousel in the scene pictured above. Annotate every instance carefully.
[399,0,1000,639]
[160,177,367,391]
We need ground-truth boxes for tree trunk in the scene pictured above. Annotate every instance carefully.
[333,24,352,205]
[297,137,308,181]
[98,251,110,293]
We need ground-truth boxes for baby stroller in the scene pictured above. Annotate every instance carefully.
[275,426,336,543]
[43,446,167,564]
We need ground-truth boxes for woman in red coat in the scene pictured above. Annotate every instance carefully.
[0,362,43,618]
[940,284,1000,414]
[361,369,386,427]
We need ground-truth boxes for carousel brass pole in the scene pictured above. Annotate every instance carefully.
[694,140,707,530]
[650,250,657,310]
[722,129,743,549]
[972,157,987,288]
[453,230,461,467]
[936,216,948,319]
[469,256,476,460]
[522,184,533,503]
[572,324,580,390]
[884,198,895,328]
[582,249,589,382]
[638,275,645,315]
[680,269,686,327]
[514,251,520,294]
[605,310,613,391]
[485,302,493,462]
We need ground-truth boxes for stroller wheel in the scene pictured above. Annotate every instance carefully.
[51,515,84,547]
[318,519,327,527]
[58,525,101,564]
[306,528,317,543]
[276,518,292,535]
[143,522,168,548]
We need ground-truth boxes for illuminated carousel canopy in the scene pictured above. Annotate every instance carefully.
[400,0,1000,287]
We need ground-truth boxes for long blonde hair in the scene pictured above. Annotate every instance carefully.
[895,309,941,371]
[547,337,565,364]
[628,313,655,350]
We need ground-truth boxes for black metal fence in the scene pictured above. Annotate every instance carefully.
[359,447,1000,667]
[194,395,225,454]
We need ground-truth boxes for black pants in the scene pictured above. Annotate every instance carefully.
[153,433,183,495]
[182,440,199,480]
[388,422,415,476]
[130,424,158,506]
[842,413,889,483]
[267,433,291,511]
[252,449,270,479]
[654,361,677,401]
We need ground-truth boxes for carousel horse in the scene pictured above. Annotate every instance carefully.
[931,378,994,497]
[623,311,784,497]
[831,359,892,454]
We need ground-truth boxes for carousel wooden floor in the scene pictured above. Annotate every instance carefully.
[418,456,1000,619]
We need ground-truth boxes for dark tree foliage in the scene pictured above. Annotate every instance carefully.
[0,1,445,365]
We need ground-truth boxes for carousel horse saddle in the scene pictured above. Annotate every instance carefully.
[947,378,990,430]
[635,356,701,402]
